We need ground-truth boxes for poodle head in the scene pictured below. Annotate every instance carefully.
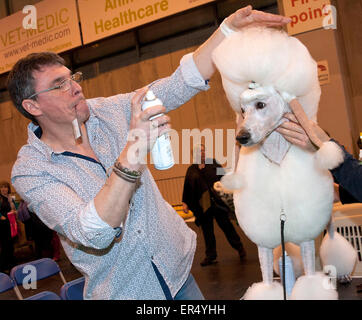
[212,27,321,123]
[236,83,289,146]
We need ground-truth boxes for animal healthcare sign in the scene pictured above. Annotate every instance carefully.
[0,0,82,75]
[281,0,334,35]
[78,0,216,45]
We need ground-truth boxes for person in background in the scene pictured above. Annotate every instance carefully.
[7,6,290,299]
[17,199,61,260]
[182,144,246,266]
[277,113,362,202]
[0,181,17,273]
[335,136,362,204]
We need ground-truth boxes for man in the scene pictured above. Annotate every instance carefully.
[7,6,290,299]
[182,144,246,266]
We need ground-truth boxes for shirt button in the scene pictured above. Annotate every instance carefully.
[151,256,154,260]
[137,230,141,234]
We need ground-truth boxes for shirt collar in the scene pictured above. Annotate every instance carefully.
[26,102,99,161]
[27,122,54,161]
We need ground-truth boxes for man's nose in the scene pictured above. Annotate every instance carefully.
[70,80,82,96]
[236,130,251,145]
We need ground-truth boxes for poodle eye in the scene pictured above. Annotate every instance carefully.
[255,101,266,109]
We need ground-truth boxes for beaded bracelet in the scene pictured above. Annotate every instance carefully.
[220,18,236,37]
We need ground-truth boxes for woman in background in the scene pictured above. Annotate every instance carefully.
[0,181,17,273]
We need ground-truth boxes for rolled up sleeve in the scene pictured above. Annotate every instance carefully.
[142,52,210,113]
[12,171,120,250]
[179,52,210,90]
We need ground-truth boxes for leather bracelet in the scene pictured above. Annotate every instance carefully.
[114,161,142,178]
[112,166,137,183]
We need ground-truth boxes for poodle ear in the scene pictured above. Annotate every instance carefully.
[315,141,344,170]
[220,172,244,191]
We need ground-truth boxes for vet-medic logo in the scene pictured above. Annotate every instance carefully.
[0,0,82,75]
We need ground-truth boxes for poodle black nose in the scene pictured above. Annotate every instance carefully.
[236,130,251,145]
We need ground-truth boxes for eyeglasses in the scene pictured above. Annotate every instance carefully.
[27,72,83,99]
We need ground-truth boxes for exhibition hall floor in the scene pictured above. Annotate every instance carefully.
[1,218,361,300]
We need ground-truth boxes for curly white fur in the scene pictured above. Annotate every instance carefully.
[212,27,321,120]
[290,273,338,300]
[242,282,284,300]
[212,27,341,300]
[320,231,357,277]
[315,141,345,170]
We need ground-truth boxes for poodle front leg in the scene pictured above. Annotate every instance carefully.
[242,246,284,300]
[258,246,274,284]
[300,240,315,276]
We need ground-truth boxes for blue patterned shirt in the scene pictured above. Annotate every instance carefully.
[11,53,209,299]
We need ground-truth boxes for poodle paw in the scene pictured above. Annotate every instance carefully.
[290,273,338,300]
[242,282,284,300]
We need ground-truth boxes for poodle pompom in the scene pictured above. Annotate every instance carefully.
[220,172,244,191]
[242,282,284,300]
[290,273,338,300]
[315,141,344,170]
[320,231,357,278]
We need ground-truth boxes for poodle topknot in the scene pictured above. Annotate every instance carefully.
[212,27,321,121]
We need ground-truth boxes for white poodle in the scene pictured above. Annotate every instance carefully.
[212,27,357,300]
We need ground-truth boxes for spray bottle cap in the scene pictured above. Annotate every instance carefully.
[145,90,156,101]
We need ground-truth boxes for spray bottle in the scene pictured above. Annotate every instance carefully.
[142,90,175,170]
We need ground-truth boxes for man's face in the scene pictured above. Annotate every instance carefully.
[30,64,89,128]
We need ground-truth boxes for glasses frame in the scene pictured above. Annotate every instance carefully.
[26,71,83,100]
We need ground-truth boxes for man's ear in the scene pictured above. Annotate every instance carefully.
[22,99,42,117]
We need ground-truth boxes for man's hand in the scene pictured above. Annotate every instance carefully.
[276,113,317,152]
[277,110,331,153]
[226,5,291,31]
[193,5,291,82]
[124,87,171,167]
